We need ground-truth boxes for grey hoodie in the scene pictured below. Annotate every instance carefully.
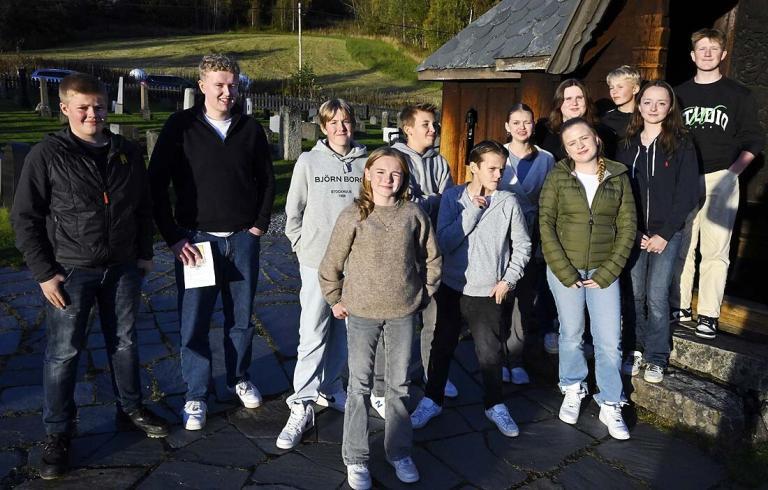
[391,142,453,224]
[285,139,367,268]
[437,185,531,297]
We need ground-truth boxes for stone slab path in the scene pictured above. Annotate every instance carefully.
[0,234,729,489]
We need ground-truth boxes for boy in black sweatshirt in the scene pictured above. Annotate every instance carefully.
[671,28,765,340]
[149,54,275,428]
[11,74,169,480]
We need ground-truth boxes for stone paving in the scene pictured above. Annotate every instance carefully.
[0,232,731,489]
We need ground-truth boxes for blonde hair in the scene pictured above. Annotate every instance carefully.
[59,73,106,104]
[319,99,356,129]
[691,28,726,50]
[356,147,411,220]
[199,54,240,79]
[560,117,605,183]
[606,65,640,87]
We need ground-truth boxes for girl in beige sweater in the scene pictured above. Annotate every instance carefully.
[319,146,441,490]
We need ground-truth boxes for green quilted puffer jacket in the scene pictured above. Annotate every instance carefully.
[539,158,636,288]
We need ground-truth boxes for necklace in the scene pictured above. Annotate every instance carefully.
[372,205,399,231]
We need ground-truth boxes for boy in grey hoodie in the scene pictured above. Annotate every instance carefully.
[371,104,455,414]
[410,141,531,437]
[277,100,368,450]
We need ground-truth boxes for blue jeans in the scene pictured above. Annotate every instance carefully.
[175,230,260,401]
[44,262,143,434]
[624,232,682,367]
[546,267,624,405]
[343,315,415,465]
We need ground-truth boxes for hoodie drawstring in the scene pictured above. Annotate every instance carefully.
[631,147,641,179]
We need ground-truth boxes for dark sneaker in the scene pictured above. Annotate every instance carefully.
[695,315,718,340]
[670,308,692,324]
[40,433,70,480]
[118,406,170,438]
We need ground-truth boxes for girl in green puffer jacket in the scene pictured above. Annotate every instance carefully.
[539,117,636,440]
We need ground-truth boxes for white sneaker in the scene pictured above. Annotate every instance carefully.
[183,400,207,431]
[234,380,263,409]
[410,397,442,429]
[346,463,372,490]
[643,363,664,383]
[389,456,420,483]
[621,351,643,377]
[599,403,630,440]
[276,402,315,449]
[544,332,559,354]
[558,383,586,424]
[316,390,347,412]
[370,394,385,418]
[444,378,459,398]
[424,375,459,398]
[484,403,519,437]
[509,367,530,385]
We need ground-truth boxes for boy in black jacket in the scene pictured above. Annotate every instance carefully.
[149,54,275,430]
[671,28,765,340]
[11,74,169,480]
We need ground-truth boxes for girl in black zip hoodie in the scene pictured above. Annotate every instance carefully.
[616,81,699,384]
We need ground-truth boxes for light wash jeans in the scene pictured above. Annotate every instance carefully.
[343,315,415,465]
[547,267,624,405]
[287,265,347,405]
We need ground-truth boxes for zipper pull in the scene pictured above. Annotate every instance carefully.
[103,192,109,205]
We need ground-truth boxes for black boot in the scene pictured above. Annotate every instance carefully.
[40,433,70,480]
[117,406,170,438]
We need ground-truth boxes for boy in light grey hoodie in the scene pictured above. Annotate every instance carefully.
[277,99,368,450]
[410,141,531,437]
[371,103,456,415]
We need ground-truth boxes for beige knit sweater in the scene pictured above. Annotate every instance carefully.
[319,201,442,319]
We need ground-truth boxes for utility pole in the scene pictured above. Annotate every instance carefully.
[298,2,303,69]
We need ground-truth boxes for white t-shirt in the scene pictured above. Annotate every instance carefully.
[204,113,232,141]
[575,171,599,207]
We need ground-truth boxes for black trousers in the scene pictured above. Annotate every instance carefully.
[425,285,504,409]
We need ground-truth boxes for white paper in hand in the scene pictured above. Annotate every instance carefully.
[183,241,216,289]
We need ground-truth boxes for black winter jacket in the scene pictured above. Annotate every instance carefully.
[148,105,275,246]
[616,134,699,241]
[11,128,153,283]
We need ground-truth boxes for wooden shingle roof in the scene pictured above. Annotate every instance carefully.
[418,0,611,80]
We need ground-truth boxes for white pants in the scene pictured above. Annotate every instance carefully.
[672,169,740,318]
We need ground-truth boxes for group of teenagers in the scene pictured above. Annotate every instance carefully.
[9,27,763,487]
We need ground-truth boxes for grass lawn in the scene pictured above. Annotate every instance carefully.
[7,31,440,103]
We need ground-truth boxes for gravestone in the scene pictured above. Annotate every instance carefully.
[183,88,195,110]
[245,97,253,115]
[279,105,302,161]
[109,124,139,141]
[308,107,318,120]
[1,143,31,207]
[146,130,160,159]
[369,115,378,126]
[140,83,151,120]
[381,111,389,127]
[115,77,125,114]
[301,122,322,141]
[355,121,366,135]
[37,78,52,118]
[382,127,400,144]
[269,115,281,133]
[311,114,321,125]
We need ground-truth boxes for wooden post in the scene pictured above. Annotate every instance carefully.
[115,76,125,114]
[140,82,151,120]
